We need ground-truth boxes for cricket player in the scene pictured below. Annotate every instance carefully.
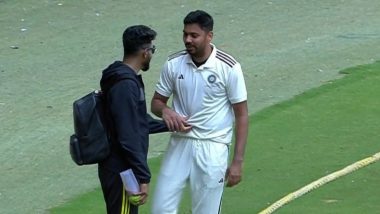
[151,10,249,214]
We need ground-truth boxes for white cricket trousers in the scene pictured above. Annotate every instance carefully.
[152,136,229,214]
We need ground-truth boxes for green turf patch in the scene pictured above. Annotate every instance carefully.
[51,61,380,213]
[51,188,105,214]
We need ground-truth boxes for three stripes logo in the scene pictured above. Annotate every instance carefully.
[216,50,236,68]
[178,74,184,79]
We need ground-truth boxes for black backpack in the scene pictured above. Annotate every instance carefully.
[69,90,109,165]
[69,76,135,165]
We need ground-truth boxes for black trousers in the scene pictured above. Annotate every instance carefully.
[98,167,138,214]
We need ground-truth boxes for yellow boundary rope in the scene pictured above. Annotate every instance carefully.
[259,152,380,214]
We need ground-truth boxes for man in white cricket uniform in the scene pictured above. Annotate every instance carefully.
[151,10,249,214]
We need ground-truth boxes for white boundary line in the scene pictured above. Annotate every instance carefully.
[259,152,380,214]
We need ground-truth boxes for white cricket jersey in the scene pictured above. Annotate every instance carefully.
[156,44,247,144]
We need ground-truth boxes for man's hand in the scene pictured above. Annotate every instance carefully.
[225,160,243,187]
[137,183,149,205]
[151,92,191,133]
[162,107,191,132]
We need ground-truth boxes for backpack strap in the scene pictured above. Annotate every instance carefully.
[102,75,133,93]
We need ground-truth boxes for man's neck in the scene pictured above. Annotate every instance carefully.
[123,58,140,74]
[193,58,208,67]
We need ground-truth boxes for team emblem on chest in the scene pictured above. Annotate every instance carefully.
[207,74,216,84]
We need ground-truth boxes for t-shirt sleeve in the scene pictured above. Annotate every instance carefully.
[227,63,247,104]
[155,60,173,97]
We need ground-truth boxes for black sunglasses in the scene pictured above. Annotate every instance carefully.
[144,45,156,54]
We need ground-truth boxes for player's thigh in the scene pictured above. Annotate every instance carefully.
[159,137,193,178]
[193,141,228,188]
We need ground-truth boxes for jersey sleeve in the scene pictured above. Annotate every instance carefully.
[227,63,247,104]
[155,60,173,97]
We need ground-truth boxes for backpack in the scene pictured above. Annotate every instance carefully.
[69,75,135,165]
[69,89,110,165]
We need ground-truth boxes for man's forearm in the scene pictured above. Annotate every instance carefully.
[151,99,167,118]
[231,101,249,164]
[232,115,249,163]
[146,113,169,133]
[151,92,170,118]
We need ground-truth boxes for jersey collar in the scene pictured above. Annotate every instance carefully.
[185,43,217,70]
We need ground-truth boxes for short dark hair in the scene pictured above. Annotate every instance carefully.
[183,10,213,32]
[122,25,157,56]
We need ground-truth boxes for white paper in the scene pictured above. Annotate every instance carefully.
[120,169,139,194]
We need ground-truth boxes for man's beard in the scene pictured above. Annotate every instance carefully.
[142,60,150,71]
[185,43,205,58]
[185,43,197,55]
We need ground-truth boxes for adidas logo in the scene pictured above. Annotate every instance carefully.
[218,178,224,183]
[178,74,184,79]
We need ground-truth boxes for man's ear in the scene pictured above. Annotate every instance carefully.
[207,31,213,42]
[142,49,148,59]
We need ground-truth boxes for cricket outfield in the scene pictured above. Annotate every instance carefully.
[0,0,379,213]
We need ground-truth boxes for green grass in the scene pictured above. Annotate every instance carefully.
[51,62,380,213]
[2,1,380,213]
